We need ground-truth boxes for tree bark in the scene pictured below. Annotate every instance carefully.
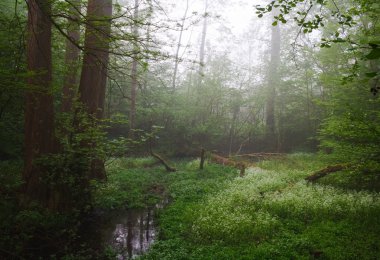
[198,0,208,83]
[172,0,189,90]
[61,0,81,113]
[78,0,112,180]
[265,15,280,151]
[129,0,139,139]
[23,0,57,209]
[200,148,206,169]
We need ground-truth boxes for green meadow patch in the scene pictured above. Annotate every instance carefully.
[141,154,380,259]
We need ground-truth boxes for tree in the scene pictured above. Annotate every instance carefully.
[198,0,209,82]
[78,0,113,180]
[255,0,380,94]
[0,1,25,160]
[23,0,57,209]
[61,0,81,113]
[172,0,189,90]
[265,15,281,151]
[129,0,140,139]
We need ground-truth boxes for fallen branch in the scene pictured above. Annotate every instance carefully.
[150,151,176,172]
[305,164,351,182]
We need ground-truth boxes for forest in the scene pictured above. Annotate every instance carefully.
[0,0,379,259]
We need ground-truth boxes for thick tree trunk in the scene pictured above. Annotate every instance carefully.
[61,0,81,113]
[23,0,57,209]
[79,0,112,116]
[78,0,112,180]
[265,16,280,151]
[129,0,139,139]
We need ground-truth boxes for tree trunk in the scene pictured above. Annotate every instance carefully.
[228,105,239,156]
[142,0,153,92]
[129,0,139,139]
[200,148,206,169]
[198,0,208,83]
[61,0,81,113]
[78,0,112,180]
[172,0,189,90]
[23,0,57,209]
[265,15,280,151]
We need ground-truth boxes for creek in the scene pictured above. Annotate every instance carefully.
[97,199,168,259]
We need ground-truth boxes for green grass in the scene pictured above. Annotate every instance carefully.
[94,157,239,210]
[93,166,167,209]
[138,154,380,259]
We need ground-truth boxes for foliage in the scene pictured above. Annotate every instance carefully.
[316,41,380,164]
[94,158,167,209]
[256,0,380,94]
[0,161,78,259]
[0,1,26,160]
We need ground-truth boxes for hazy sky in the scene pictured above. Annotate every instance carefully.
[115,0,275,86]
[162,0,269,66]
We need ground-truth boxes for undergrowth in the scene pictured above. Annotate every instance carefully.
[2,154,379,259]
[141,153,380,259]
[93,156,173,210]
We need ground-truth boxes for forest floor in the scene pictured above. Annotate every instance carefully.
[94,154,380,259]
[1,154,379,259]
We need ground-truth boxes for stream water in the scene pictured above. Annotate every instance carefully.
[99,200,168,259]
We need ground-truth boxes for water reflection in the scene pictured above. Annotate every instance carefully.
[111,209,155,259]
[102,200,169,259]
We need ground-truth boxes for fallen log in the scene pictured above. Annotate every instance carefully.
[210,153,246,177]
[233,152,286,158]
[150,151,176,172]
[305,164,351,182]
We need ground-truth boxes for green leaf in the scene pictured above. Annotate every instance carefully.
[332,38,345,43]
[365,72,378,78]
[365,48,380,60]
[272,21,278,26]
[368,42,379,49]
